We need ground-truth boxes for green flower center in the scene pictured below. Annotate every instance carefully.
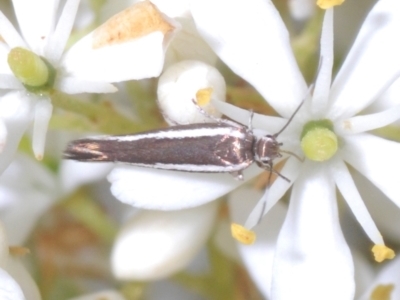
[8,47,56,94]
[300,119,338,162]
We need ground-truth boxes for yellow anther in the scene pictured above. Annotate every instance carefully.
[231,223,256,245]
[372,244,395,263]
[370,284,394,300]
[196,88,213,107]
[317,0,345,9]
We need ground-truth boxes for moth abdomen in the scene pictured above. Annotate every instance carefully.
[63,139,116,161]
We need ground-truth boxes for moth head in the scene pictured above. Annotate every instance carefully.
[254,135,282,168]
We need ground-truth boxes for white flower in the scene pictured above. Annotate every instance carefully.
[0,0,178,173]
[198,0,400,299]
[111,202,218,280]
[0,154,58,244]
[157,60,226,125]
[101,0,218,67]
[0,221,41,300]
[107,0,400,298]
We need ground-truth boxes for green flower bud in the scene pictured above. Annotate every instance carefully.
[8,47,56,93]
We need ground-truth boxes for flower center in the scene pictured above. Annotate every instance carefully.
[300,119,338,161]
[8,47,56,94]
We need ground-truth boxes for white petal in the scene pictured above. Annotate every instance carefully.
[271,162,354,300]
[62,31,166,82]
[165,17,217,66]
[108,164,261,210]
[12,0,59,53]
[229,187,287,299]
[59,160,113,195]
[336,104,400,135]
[0,120,6,153]
[5,258,41,300]
[353,251,374,299]
[311,9,333,116]
[212,219,241,262]
[111,202,218,280]
[245,157,301,229]
[0,75,24,90]
[191,0,307,117]
[341,133,400,208]
[151,0,191,18]
[157,60,226,125]
[56,77,117,94]
[369,77,400,112]
[73,0,95,30]
[0,11,26,48]
[211,100,287,133]
[330,0,400,119]
[69,290,125,300]
[0,154,57,244]
[0,92,33,174]
[0,221,8,266]
[32,98,52,160]
[0,268,25,300]
[62,2,179,82]
[332,157,383,245]
[44,0,81,63]
[358,255,400,300]
[1,154,56,194]
[351,171,400,250]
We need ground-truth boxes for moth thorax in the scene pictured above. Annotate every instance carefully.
[254,135,281,164]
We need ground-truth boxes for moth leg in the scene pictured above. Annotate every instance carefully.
[248,110,254,131]
[257,161,290,183]
[267,167,290,182]
[230,170,244,181]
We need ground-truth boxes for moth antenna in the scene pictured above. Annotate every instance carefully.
[254,94,310,225]
[191,99,242,128]
[273,97,307,138]
[254,57,324,226]
[273,56,324,138]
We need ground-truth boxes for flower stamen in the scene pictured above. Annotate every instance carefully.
[370,284,394,300]
[231,223,256,245]
[196,87,213,107]
[317,0,345,9]
[372,244,395,262]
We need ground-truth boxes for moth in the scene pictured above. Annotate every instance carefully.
[63,100,303,181]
